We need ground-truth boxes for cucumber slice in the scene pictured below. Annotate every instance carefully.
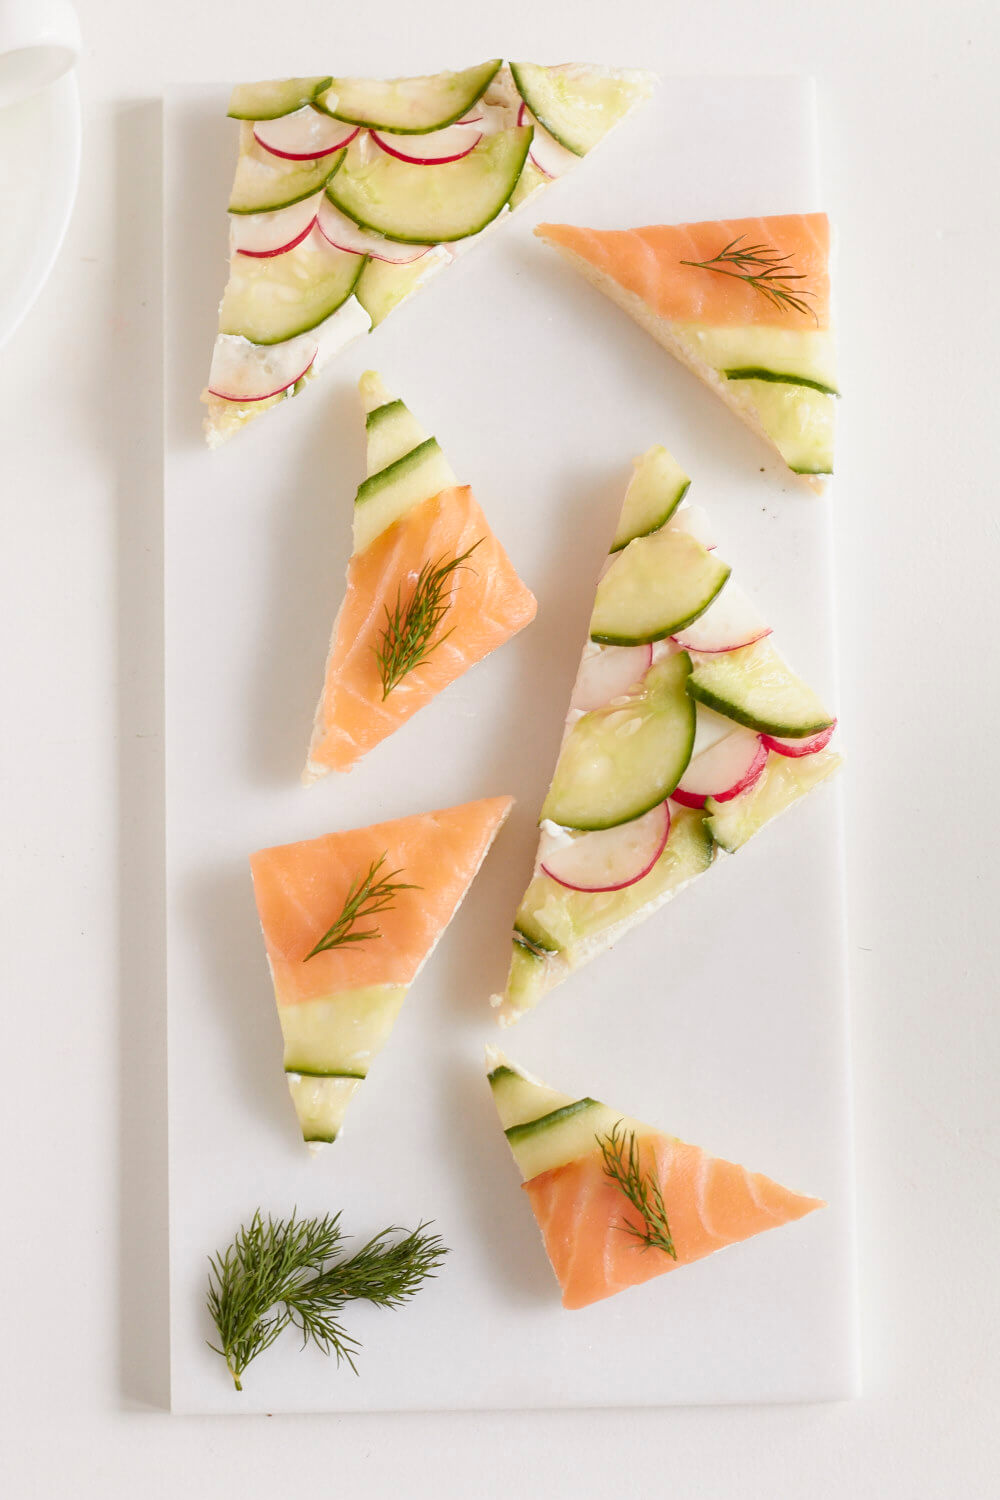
[672,322,838,396]
[286,1074,361,1145]
[505,1098,624,1180]
[228,77,333,122]
[488,1059,574,1130]
[316,60,501,132]
[707,747,841,853]
[508,157,550,211]
[228,138,344,214]
[610,446,690,552]
[731,380,835,475]
[541,653,695,831]
[278,985,407,1076]
[688,639,834,738]
[353,438,457,552]
[590,530,731,646]
[327,128,532,245]
[503,939,554,1017]
[510,61,653,156]
[365,399,428,474]
[514,804,713,954]
[355,250,447,327]
[218,236,364,345]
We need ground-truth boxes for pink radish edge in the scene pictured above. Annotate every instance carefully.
[673,736,769,809]
[209,349,317,404]
[234,216,317,259]
[541,802,670,894]
[761,721,837,758]
[253,122,359,161]
[370,128,482,166]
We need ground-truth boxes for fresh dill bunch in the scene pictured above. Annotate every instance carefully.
[303,852,417,961]
[680,235,817,320]
[597,1122,678,1260]
[206,1209,449,1391]
[374,539,483,699]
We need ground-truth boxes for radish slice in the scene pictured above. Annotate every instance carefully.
[570,644,653,712]
[253,109,359,161]
[316,197,431,263]
[231,196,319,257]
[761,721,837,758]
[672,730,767,808]
[371,122,483,165]
[208,333,317,403]
[517,102,578,178]
[672,583,770,653]
[668,503,717,551]
[541,803,670,893]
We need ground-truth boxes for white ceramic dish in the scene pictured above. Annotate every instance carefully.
[0,69,80,350]
[164,74,856,1415]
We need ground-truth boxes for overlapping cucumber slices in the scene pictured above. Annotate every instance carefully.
[534,214,837,488]
[487,1050,824,1309]
[203,61,655,445]
[495,446,840,1026]
[302,372,536,779]
[249,797,512,1148]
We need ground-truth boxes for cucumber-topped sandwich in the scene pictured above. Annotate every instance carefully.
[488,1051,824,1309]
[495,445,840,1026]
[535,215,837,488]
[203,61,655,446]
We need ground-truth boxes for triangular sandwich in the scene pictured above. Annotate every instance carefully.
[203,61,655,445]
[535,215,836,488]
[495,445,840,1025]
[250,797,512,1146]
[488,1050,824,1309]
[303,371,536,779]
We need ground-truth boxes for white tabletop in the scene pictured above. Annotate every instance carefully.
[2,1,997,1494]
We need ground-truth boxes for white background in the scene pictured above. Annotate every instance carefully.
[1,0,997,1493]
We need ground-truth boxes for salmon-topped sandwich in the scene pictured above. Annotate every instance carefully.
[488,1051,824,1309]
[536,214,837,488]
[304,372,536,779]
[250,797,512,1146]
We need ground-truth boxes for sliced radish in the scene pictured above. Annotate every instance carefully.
[207,333,317,403]
[672,729,767,808]
[570,643,653,712]
[672,583,771,654]
[371,121,483,165]
[316,197,431,264]
[231,196,319,257]
[541,803,670,893]
[253,109,359,161]
[516,101,579,179]
[668,503,717,551]
[761,721,837,758]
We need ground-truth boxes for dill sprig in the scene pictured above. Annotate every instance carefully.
[375,539,483,699]
[303,852,417,961]
[598,1122,678,1259]
[680,235,816,319]
[206,1209,449,1391]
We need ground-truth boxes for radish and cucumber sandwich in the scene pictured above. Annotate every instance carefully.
[535,215,837,487]
[303,371,536,780]
[250,797,512,1147]
[495,445,840,1026]
[487,1051,824,1309]
[202,62,655,446]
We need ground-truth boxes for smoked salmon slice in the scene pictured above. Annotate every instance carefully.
[304,372,536,779]
[250,796,512,1146]
[535,215,837,487]
[488,1050,824,1309]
